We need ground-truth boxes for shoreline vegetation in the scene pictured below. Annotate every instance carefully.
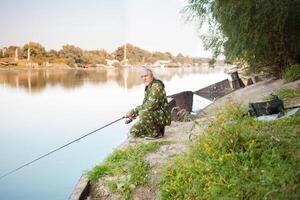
[84,79,300,199]
[0,42,217,69]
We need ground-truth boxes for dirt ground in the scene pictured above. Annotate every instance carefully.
[90,79,300,200]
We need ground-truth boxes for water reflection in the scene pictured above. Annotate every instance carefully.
[0,67,226,93]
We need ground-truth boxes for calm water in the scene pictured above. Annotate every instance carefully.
[0,67,228,200]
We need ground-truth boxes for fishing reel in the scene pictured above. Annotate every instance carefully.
[125,118,133,124]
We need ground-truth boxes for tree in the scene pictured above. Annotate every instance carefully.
[89,49,113,60]
[183,0,300,76]
[114,44,151,65]
[0,46,22,62]
[59,45,84,67]
[174,53,193,65]
[22,42,46,64]
[82,51,107,66]
[45,49,59,62]
[151,51,173,61]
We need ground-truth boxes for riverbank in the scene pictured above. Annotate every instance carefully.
[73,78,300,199]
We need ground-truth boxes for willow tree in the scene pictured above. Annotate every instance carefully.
[183,0,300,76]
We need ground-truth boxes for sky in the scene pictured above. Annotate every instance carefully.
[0,0,211,57]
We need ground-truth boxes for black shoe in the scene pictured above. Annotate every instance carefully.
[159,127,165,137]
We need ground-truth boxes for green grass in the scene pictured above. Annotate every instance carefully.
[264,88,300,100]
[283,64,300,83]
[86,141,170,199]
[160,101,300,199]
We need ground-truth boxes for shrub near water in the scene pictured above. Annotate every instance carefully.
[160,101,300,199]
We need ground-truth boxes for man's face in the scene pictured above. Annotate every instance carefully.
[140,72,154,86]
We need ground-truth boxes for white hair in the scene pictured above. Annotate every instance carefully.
[140,66,153,75]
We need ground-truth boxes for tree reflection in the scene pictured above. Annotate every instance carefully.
[0,67,225,93]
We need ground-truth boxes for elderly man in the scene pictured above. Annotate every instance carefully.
[126,67,171,139]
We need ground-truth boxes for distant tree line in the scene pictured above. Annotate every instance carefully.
[0,42,208,67]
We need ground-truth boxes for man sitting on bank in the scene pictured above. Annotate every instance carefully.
[126,67,171,139]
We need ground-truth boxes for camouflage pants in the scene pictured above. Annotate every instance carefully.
[130,110,163,137]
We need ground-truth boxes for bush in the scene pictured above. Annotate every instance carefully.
[283,64,300,83]
[160,101,300,199]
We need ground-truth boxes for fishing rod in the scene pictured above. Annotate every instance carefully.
[0,116,127,181]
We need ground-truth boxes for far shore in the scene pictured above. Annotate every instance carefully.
[0,64,226,71]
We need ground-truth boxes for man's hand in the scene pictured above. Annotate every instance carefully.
[126,111,136,119]
[126,111,133,118]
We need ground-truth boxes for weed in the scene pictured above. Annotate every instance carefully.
[160,101,300,199]
[282,64,300,83]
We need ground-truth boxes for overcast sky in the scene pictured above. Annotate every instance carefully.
[0,0,211,57]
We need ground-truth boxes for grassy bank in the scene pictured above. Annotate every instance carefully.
[159,101,300,199]
[264,88,300,101]
[86,141,171,199]
[86,86,300,199]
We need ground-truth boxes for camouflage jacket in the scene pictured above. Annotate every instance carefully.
[132,79,171,126]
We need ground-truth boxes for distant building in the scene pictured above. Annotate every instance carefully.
[106,59,120,66]
[153,60,171,68]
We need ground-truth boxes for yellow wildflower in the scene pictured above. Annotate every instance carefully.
[203,143,213,155]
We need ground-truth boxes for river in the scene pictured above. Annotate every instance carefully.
[0,67,228,200]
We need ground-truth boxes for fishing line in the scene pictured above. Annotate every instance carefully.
[0,116,126,180]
